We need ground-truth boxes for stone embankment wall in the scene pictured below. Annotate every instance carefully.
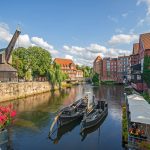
[0,82,52,102]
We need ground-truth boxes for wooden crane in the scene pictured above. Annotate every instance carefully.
[5,29,21,64]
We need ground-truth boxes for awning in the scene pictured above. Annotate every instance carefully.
[127,94,150,125]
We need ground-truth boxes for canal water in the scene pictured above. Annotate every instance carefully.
[1,84,125,150]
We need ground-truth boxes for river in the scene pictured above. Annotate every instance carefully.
[1,84,125,150]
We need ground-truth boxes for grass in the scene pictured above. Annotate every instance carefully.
[122,105,128,145]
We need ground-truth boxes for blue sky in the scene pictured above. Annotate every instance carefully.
[0,0,150,66]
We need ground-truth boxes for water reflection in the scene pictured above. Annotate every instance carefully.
[80,114,108,142]
[0,84,124,150]
[49,119,81,144]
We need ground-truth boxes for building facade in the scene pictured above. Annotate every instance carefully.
[117,56,130,83]
[0,29,20,82]
[93,55,103,80]
[93,55,129,83]
[110,58,117,81]
[54,58,83,80]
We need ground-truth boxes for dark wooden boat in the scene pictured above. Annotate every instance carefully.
[80,114,107,141]
[81,100,108,132]
[58,98,87,126]
[49,119,81,144]
[49,96,88,136]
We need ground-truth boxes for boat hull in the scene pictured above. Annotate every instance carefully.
[58,113,83,126]
[81,101,108,132]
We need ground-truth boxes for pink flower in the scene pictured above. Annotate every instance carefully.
[0,104,17,129]
[10,111,16,117]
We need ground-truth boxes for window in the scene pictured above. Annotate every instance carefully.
[137,75,141,80]
[0,54,2,63]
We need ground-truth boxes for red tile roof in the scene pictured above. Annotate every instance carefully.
[133,43,139,54]
[140,33,150,50]
[54,58,76,70]
[54,58,74,65]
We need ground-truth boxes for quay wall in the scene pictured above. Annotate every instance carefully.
[0,82,54,102]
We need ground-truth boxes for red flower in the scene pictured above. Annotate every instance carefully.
[10,111,16,117]
[0,104,17,129]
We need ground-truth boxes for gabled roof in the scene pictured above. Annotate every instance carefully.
[54,58,75,66]
[94,55,102,62]
[0,63,17,72]
[133,43,139,54]
[140,33,150,50]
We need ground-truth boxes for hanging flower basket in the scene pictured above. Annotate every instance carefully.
[0,128,8,145]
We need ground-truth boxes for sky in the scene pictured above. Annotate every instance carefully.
[0,0,150,66]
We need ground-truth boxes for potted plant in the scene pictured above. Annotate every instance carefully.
[0,104,16,145]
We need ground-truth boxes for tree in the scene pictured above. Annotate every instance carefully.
[76,65,93,77]
[143,56,150,88]
[92,73,99,85]
[47,62,68,89]
[12,46,52,80]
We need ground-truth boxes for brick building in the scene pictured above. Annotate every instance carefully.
[110,58,117,81]
[130,33,150,91]
[54,58,83,80]
[93,55,103,80]
[93,55,129,83]
[117,56,130,83]
[102,57,111,81]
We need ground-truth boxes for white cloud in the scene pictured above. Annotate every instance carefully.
[136,0,150,26]
[31,37,58,54]
[108,34,138,45]
[108,48,131,57]
[0,23,12,42]
[0,22,58,55]
[137,19,145,26]
[108,16,118,23]
[65,55,73,60]
[87,44,107,53]
[31,37,53,50]
[62,43,131,66]
[122,13,128,18]
[18,34,31,48]
[63,45,70,51]
[137,0,150,16]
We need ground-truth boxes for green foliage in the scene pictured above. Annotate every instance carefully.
[47,62,68,88]
[143,56,150,88]
[76,65,93,77]
[124,87,133,95]
[122,106,128,143]
[92,73,99,85]
[12,46,52,79]
[141,92,150,103]
[25,69,32,81]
